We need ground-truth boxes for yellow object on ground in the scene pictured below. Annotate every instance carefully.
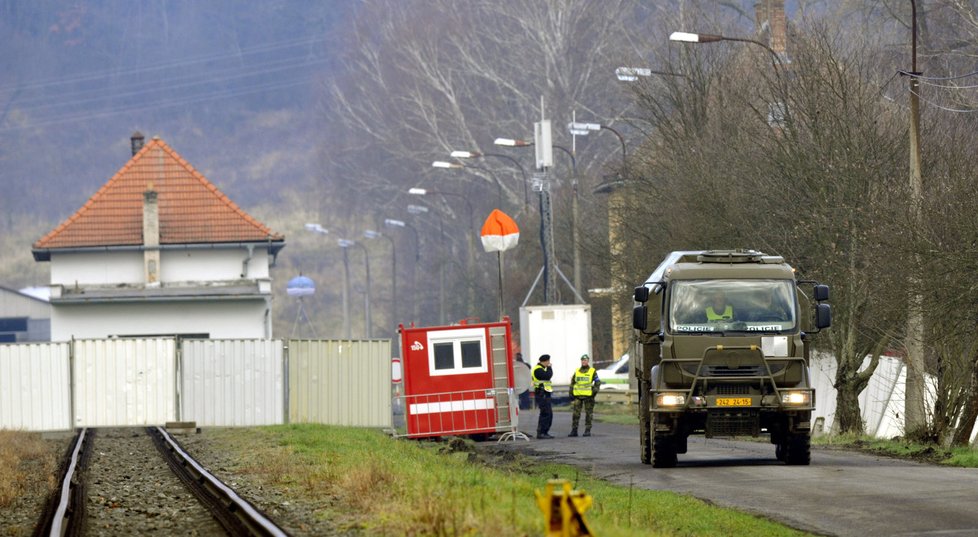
[535,478,594,536]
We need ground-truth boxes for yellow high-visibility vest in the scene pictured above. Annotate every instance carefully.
[572,367,596,397]
[532,364,553,393]
[706,305,733,322]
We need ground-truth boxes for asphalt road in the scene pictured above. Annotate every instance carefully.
[494,408,978,537]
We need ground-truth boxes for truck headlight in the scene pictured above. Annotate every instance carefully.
[655,393,686,407]
[781,391,811,405]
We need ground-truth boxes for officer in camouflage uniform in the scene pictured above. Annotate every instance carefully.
[569,354,600,437]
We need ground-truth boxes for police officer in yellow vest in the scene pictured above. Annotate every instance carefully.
[706,291,734,322]
[569,354,600,437]
[532,354,554,439]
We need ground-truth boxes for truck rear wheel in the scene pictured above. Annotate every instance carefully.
[639,380,652,465]
[784,433,811,465]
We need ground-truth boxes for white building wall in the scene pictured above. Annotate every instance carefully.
[50,247,269,286]
[51,251,144,285]
[162,247,270,281]
[52,300,269,341]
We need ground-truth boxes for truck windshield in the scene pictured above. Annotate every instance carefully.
[668,280,796,333]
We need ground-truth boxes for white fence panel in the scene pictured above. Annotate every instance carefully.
[811,353,941,439]
[0,343,71,431]
[73,338,176,427]
[181,339,285,426]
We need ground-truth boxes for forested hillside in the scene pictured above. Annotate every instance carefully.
[0,0,351,288]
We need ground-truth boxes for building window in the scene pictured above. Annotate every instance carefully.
[427,328,487,376]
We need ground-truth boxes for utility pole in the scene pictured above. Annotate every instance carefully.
[535,96,557,304]
[904,0,926,434]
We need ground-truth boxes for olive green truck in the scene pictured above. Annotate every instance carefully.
[632,250,831,467]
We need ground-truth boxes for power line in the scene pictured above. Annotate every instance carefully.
[0,35,327,93]
[0,76,318,133]
[897,69,978,81]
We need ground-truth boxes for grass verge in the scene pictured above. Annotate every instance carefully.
[812,432,978,467]
[207,424,813,536]
[0,431,59,507]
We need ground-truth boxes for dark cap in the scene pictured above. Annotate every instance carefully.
[580,354,589,361]
[539,354,551,363]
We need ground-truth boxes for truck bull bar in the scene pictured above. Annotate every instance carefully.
[652,345,814,412]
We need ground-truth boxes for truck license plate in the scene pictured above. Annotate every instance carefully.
[716,397,752,407]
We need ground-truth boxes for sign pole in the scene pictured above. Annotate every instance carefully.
[497,251,504,320]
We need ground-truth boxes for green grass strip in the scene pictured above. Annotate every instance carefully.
[211,424,813,536]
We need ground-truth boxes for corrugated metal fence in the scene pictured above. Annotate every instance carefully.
[0,338,391,432]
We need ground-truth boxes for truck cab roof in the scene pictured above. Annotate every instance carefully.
[642,250,795,285]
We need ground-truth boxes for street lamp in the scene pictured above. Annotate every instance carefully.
[669,30,787,127]
[408,187,474,232]
[304,222,327,234]
[614,66,685,81]
[305,223,352,339]
[669,31,783,64]
[338,238,372,338]
[567,120,630,362]
[450,150,529,206]
[364,229,395,336]
[567,121,626,187]
[432,160,504,208]
[384,218,420,323]
[407,203,449,325]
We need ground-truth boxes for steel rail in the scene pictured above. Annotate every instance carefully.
[37,427,91,537]
[148,427,290,537]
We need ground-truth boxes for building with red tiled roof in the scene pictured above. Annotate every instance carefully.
[32,133,286,341]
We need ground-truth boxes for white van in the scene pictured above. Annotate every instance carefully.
[598,354,630,391]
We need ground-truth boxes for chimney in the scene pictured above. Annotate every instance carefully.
[754,0,787,55]
[143,184,161,285]
[131,131,145,156]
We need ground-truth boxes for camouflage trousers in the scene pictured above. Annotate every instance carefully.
[571,396,595,432]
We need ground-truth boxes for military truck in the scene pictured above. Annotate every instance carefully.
[632,250,831,467]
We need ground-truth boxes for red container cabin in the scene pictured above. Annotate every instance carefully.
[398,318,516,438]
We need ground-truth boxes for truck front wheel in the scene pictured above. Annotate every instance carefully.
[784,433,811,465]
[652,431,678,468]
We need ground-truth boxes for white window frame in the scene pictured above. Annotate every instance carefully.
[427,327,488,376]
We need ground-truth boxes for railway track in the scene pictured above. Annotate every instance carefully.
[35,427,289,537]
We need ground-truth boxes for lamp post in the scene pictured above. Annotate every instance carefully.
[407,203,448,325]
[305,223,352,338]
[450,150,529,206]
[364,229,395,336]
[432,160,504,208]
[384,218,420,324]
[338,238,372,338]
[567,120,630,362]
[669,31,782,63]
[669,31,788,127]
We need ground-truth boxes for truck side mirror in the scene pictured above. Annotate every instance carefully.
[815,303,831,329]
[633,305,648,331]
[814,284,829,302]
[634,286,650,303]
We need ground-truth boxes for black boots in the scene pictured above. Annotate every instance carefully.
[568,430,578,437]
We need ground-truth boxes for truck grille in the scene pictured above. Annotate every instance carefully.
[702,365,765,377]
[714,384,751,395]
[706,409,760,437]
